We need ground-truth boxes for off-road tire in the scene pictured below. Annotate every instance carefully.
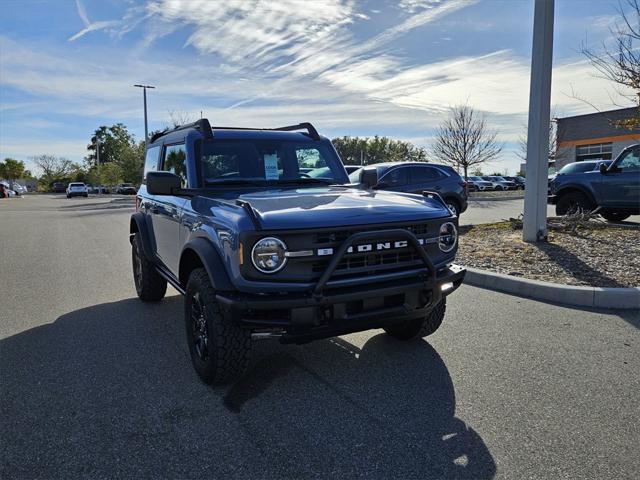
[185,268,251,385]
[384,299,446,341]
[555,191,593,216]
[444,198,460,217]
[601,211,630,222]
[132,233,167,302]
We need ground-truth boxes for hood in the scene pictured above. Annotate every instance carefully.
[230,186,451,230]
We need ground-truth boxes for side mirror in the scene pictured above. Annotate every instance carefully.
[361,168,378,189]
[146,171,181,195]
[599,163,608,174]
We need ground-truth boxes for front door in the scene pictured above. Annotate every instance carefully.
[151,143,188,273]
[600,147,640,208]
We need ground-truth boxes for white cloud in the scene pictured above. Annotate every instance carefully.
[68,0,121,41]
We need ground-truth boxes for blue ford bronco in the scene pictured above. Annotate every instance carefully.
[130,119,465,384]
[549,143,640,221]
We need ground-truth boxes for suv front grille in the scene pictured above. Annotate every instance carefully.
[313,222,430,244]
[242,220,450,283]
[312,250,422,276]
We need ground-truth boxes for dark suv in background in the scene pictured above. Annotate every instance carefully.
[349,162,468,216]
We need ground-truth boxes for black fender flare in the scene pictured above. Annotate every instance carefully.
[179,237,234,291]
[129,212,155,261]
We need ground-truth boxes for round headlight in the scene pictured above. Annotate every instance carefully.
[251,237,287,273]
[438,222,458,253]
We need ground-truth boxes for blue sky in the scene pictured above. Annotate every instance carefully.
[0,0,635,175]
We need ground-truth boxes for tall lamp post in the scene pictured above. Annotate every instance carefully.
[523,0,554,242]
[133,84,155,146]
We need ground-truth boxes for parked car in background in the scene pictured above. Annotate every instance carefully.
[52,182,66,193]
[1,181,17,197]
[87,184,109,194]
[349,162,468,216]
[481,176,517,190]
[466,176,494,191]
[549,145,640,221]
[115,183,137,194]
[8,182,28,195]
[502,176,526,189]
[66,182,88,198]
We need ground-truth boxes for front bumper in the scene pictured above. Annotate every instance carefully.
[217,264,465,344]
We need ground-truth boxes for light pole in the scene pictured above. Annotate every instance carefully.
[133,84,155,146]
[523,0,554,242]
[96,138,101,195]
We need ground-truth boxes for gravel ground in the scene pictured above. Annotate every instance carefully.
[457,221,640,287]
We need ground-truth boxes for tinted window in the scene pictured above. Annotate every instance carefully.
[143,146,160,181]
[380,167,408,186]
[558,162,597,174]
[617,148,640,171]
[410,166,445,183]
[163,144,187,187]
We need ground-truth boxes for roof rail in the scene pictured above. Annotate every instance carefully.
[210,122,321,140]
[273,122,320,140]
[149,118,213,143]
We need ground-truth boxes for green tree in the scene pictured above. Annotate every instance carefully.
[99,162,124,186]
[332,136,427,165]
[0,158,26,190]
[87,124,144,184]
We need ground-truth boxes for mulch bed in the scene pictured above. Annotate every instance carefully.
[457,220,640,288]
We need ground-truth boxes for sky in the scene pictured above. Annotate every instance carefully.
[0,0,635,175]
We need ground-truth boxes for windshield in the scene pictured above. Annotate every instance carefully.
[201,139,348,186]
[558,162,598,174]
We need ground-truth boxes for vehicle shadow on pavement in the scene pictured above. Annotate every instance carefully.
[58,198,135,211]
[224,335,497,479]
[0,298,495,479]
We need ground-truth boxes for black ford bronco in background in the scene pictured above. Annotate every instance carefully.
[130,119,466,384]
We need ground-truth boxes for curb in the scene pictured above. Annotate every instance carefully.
[464,267,640,310]
[468,195,525,202]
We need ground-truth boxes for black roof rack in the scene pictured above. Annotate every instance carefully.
[149,118,213,143]
[210,122,320,140]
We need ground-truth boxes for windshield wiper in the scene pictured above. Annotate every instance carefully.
[204,179,267,187]
[274,178,336,185]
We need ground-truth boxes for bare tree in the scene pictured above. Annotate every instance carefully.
[517,109,567,167]
[430,104,503,183]
[581,0,640,127]
[166,110,197,128]
[31,154,74,184]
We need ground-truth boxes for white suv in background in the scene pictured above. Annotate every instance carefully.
[66,182,88,198]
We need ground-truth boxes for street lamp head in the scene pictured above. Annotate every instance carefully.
[134,84,156,89]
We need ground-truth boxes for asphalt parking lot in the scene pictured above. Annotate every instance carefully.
[1,194,639,479]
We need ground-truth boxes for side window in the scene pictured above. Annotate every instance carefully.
[381,167,408,186]
[411,166,444,183]
[162,144,187,187]
[617,148,640,171]
[143,146,160,182]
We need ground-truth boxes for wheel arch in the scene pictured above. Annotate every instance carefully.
[555,185,597,207]
[179,238,234,292]
[130,212,155,260]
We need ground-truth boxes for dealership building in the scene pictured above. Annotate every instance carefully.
[520,106,640,173]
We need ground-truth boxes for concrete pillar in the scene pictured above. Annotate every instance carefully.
[523,0,554,242]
